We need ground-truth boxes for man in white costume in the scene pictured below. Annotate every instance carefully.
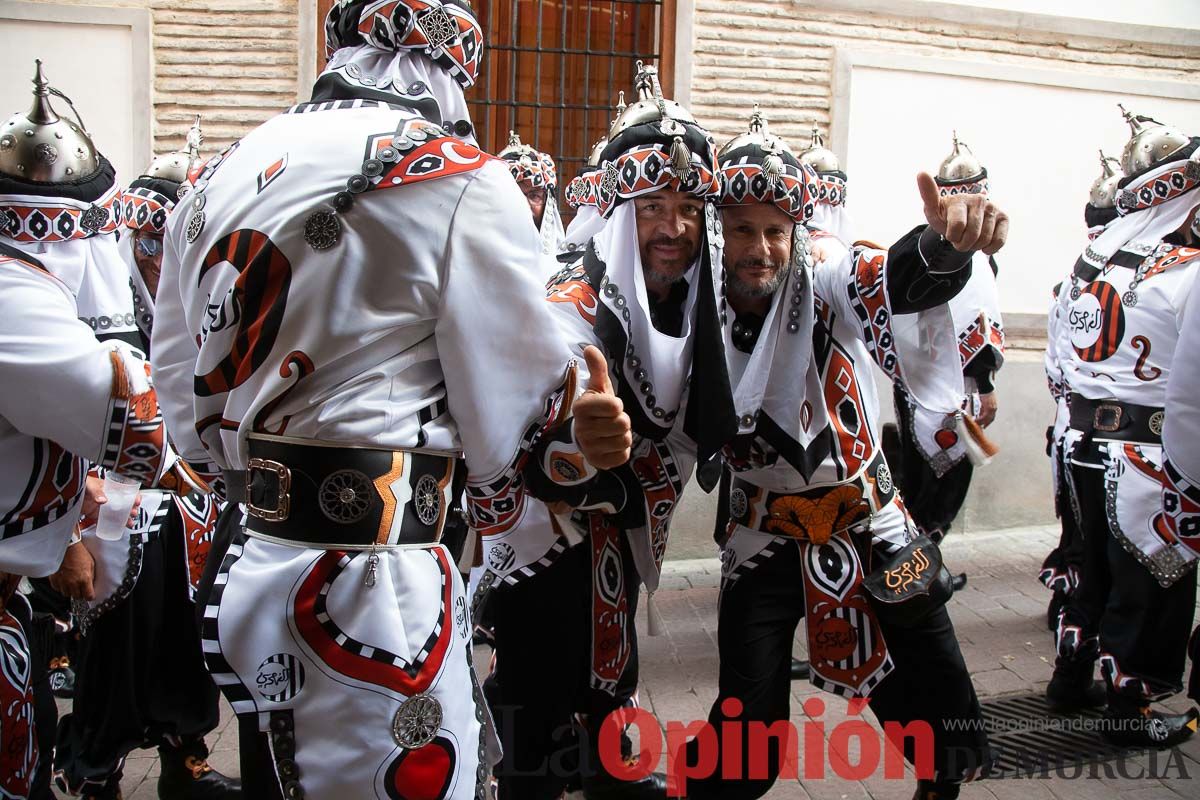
[151,2,577,797]
[1049,107,1200,745]
[685,110,1003,800]
[1039,153,1124,636]
[0,62,200,800]
[482,61,734,800]
[892,136,1005,547]
[497,130,565,265]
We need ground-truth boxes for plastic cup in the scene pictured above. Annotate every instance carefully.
[95,473,141,541]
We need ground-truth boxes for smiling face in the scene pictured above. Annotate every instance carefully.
[720,203,792,312]
[519,179,547,228]
[633,189,705,298]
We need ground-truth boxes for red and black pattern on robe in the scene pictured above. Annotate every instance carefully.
[1138,246,1200,283]
[0,607,37,800]
[1163,456,1200,560]
[195,229,293,397]
[546,263,599,326]
[589,516,631,695]
[957,313,1005,369]
[848,251,903,383]
[173,491,221,598]
[255,154,288,195]
[467,367,575,538]
[363,122,496,193]
[381,735,457,800]
[630,440,684,574]
[820,345,874,481]
[799,532,892,698]
[293,547,453,696]
[100,356,167,486]
[251,351,316,436]
[1072,281,1125,363]
[0,439,86,545]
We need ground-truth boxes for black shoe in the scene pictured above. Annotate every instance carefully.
[48,657,75,699]
[790,658,811,680]
[158,743,242,800]
[581,768,670,799]
[912,778,960,800]
[1046,659,1106,712]
[1102,703,1199,748]
[950,573,967,592]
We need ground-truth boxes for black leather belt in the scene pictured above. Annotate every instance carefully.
[728,451,896,541]
[1069,393,1164,445]
[233,434,461,548]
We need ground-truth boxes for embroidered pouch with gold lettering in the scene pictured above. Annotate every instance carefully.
[862,535,953,628]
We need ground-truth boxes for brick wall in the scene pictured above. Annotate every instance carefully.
[150,0,300,155]
[689,0,1200,148]
[19,0,303,157]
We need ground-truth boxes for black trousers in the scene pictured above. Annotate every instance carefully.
[893,386,974,536]
[1040,439,1084,604]
[55,510,221,792]
[486,535,642,800]
[1060,463,1197,698]
[686,542,990,800]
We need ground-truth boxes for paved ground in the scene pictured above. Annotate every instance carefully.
[73,524,1197,799]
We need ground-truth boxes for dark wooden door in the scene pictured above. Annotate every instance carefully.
[314,0,674,209]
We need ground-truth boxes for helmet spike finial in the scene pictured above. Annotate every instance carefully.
[28,59,58,126]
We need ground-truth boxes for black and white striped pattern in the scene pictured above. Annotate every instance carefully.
[202,534,257,715]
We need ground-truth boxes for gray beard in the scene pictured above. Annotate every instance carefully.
[728,261,786,298]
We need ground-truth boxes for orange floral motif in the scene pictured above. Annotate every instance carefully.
[764,485,869,544]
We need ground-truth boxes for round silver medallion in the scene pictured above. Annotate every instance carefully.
[318,469,372,524]
[729,488,748,521]
[392,693,442,749]
[303,210,341,251]
[1149,411,1165,436]
[1070,286,1081,301]
[1122,290,1138,308]
[186,211,205,243]
[876,463,893,495]
[414,474,442,527]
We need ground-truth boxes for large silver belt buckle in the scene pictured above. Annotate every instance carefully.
[246,458,292,521]
[1093,404,1123,433]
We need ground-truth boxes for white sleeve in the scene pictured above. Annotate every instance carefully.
[1165,273,1200,484]
[0,262,168,484]
[436,161,575,486]
[151,225,208,463]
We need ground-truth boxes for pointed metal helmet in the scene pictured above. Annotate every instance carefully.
[718,105,793,187]
[1118,104,1190,175]
[1088,150,1125,210]
[0,60,101,183]
[937,132,985,183]
[797,126,839,173]
[145,115,204,184]
[497,129,536,161]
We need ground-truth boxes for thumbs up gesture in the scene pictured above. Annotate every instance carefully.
[573,345,633,469]
[917,171,1009,255]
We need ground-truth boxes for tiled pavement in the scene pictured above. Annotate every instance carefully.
[78,524,1197,799]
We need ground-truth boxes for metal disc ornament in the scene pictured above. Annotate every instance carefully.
[392,693,442,749]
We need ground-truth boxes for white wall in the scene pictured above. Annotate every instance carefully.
[838,55,1200,315]
[0,3,150,184]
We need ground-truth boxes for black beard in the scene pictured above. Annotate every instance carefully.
[727,257,786,298]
